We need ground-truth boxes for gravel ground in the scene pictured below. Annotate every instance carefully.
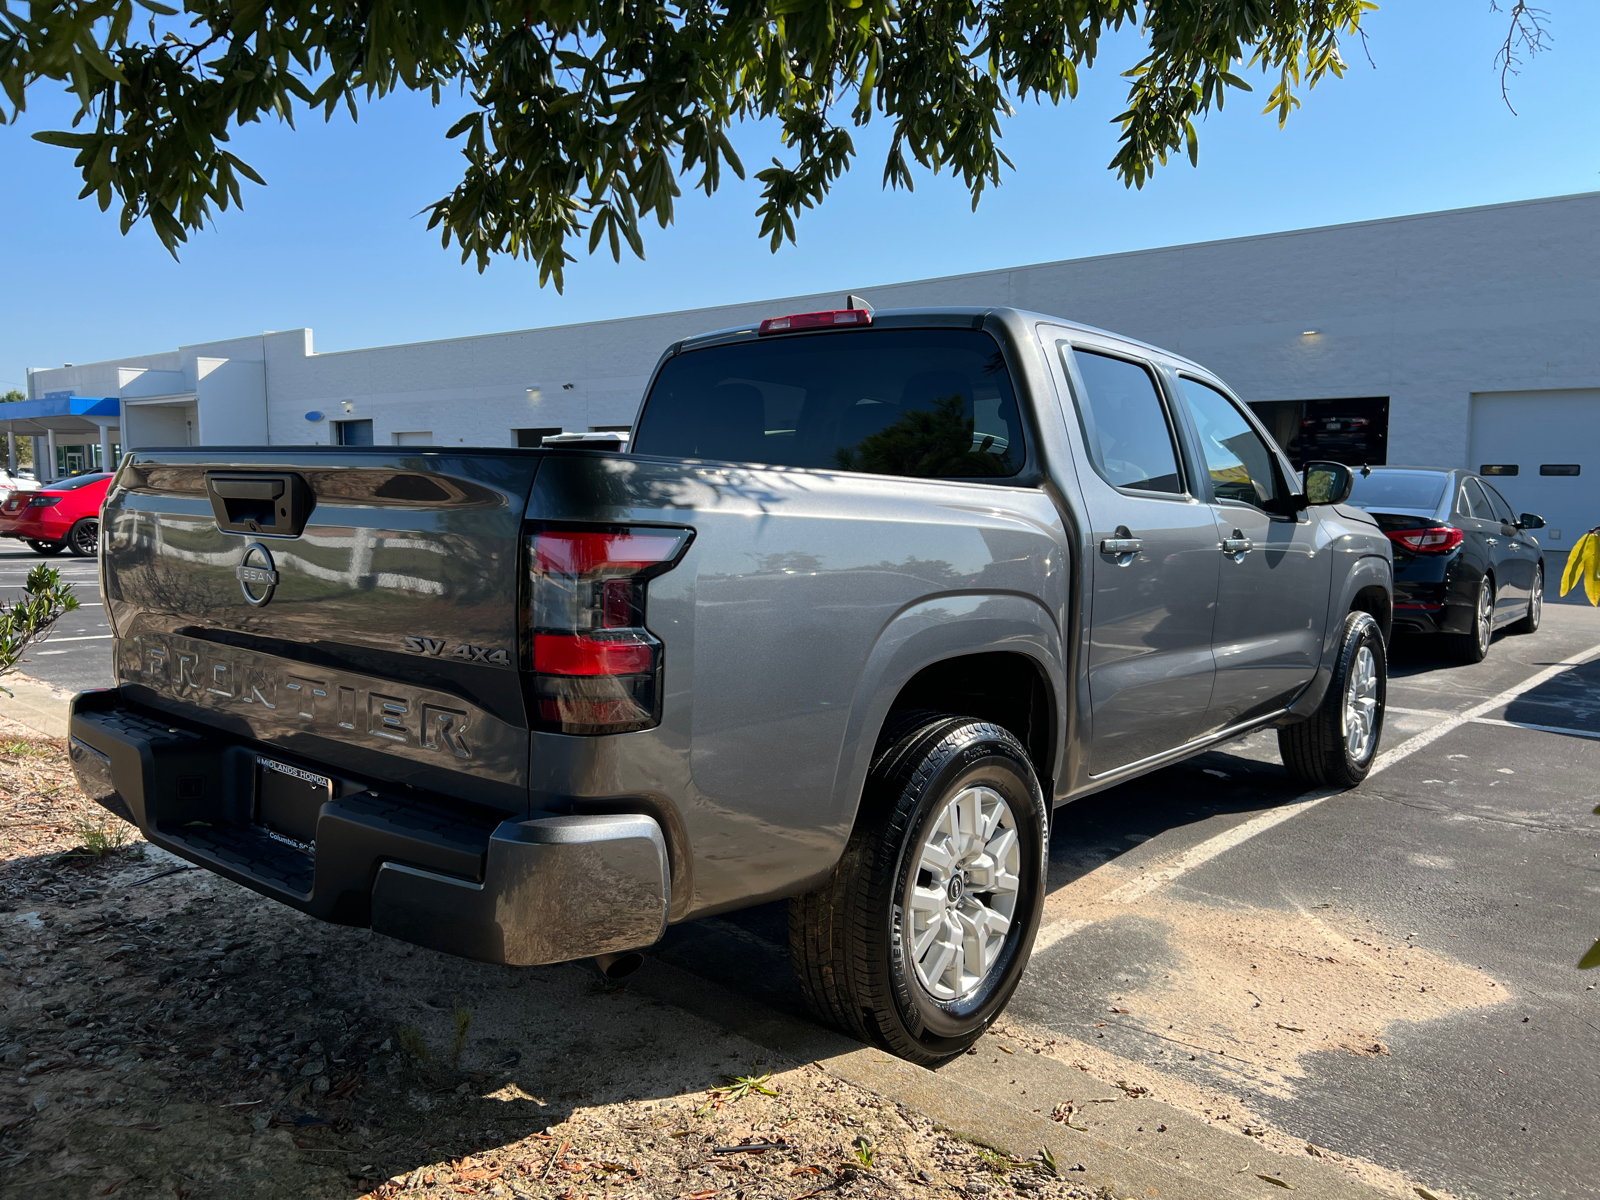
[0,717,1108,1200]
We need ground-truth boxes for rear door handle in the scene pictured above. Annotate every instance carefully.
[1222,535,1253,556]
[1100,537,1143,555]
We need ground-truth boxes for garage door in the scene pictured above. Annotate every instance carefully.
[1469,389,1600,580]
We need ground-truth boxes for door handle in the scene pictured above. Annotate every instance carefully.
[1221,532,1253,556]
[1485,537,1497,546]
[1100,537,1143,555]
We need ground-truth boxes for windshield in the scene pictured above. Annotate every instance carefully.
[632,328,1024,478]
[1347,469,1448,513]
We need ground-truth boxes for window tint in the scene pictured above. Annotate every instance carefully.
[1482,481,1517,525]
[632,329,1023,478]
[47,472,110,491]
[1462,478,1496,520]
[1347,469,1448,512]
[1178,378,1281,509]
[1066,349,1183,493]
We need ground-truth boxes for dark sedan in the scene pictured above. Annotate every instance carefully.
[1346,467,1545,662]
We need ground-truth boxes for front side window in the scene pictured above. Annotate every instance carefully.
[1065,348,1184,494]
[632,329,1024,478]
[1178,378,1282,510]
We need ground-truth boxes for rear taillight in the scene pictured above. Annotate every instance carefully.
[1385,526,1464,555]
[525,526,692,734]
[26,495,61,508]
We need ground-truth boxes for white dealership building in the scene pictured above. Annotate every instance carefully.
[7,190,1599,557]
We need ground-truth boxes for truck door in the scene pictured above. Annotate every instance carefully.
[1055,343,1221,776]
[1172,375,1330,730]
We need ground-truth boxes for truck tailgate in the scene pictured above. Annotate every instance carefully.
[102,448,540,812]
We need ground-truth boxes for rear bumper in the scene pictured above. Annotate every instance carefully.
[68,689,670,966]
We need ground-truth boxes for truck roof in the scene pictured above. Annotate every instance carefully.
[672,305,1215,377]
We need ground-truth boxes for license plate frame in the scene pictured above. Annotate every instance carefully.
[254,756,331,855]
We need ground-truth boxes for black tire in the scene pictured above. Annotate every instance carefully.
[1278,611,1387,788]
[27,539,65,556]
[1447,575,1494,663]
[1512,564,1543,634]
[66,517,99,558]
[789,715,1048,1066]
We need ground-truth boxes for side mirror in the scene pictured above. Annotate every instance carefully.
[1302,460,1354,507]
[1519,513,1545,530]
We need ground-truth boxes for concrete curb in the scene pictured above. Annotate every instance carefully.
[0,672,72,738]
[628,956,1392,1200]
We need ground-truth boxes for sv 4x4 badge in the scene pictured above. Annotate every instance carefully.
[402,636,511,667]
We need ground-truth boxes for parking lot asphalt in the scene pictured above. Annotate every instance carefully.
[660,604,1600,1200]
[0,543,113,693]
[6,537,1600,1197]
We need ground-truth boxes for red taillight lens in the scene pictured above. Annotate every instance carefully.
[758,309,872,335]
[526,526,692,734]
[1385,526,1464,555]
[26,495,61,508]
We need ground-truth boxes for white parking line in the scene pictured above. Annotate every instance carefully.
[1032,639,1600,952]
[1471,716,1600,741]
[37,634,112,642]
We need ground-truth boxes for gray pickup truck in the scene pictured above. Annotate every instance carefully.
[70,305,1392,1064]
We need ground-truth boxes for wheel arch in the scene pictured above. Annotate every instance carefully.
[829,594,1064,842]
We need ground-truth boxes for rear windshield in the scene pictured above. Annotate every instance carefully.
[631,329,1025,478]
[1347,470,1448,512]
[48,473,110,492]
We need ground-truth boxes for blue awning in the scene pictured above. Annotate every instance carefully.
[0,395,120,437]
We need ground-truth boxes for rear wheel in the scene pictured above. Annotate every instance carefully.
[789,715,1048,1066]
[1448,576,1494,663]
[1278,611,1387,788]
[66,517,99,558]
[27,539,65,556]
[1513,564,1543,634]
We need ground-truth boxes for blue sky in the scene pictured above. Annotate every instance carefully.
[1,1,1596,393]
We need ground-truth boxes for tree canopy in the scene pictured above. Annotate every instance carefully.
[2,0,1379,287]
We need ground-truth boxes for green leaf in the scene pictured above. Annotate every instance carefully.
[1579,939,1600,970]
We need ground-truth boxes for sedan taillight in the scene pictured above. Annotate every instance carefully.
[26,495,61,508]
[525,526,692,734]
[1385,526,1464,555]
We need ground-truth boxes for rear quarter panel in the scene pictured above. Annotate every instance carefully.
[525,451,1069,918]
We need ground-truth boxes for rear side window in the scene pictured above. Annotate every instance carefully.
[631,329,1024,478]
[1462,478,1497,520]
[1065,348,1183,494]
[1481,480,1517,525]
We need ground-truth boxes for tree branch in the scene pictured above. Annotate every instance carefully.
[1491,0,1551,115]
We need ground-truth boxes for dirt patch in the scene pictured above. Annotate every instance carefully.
[1,718,1105,1200]
[1060,893,1506,1098]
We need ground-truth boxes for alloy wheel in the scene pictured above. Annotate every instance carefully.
[70,518,99,557]
[1476,579,1493,655]
[1342,644,1381,764]
[905,785,1021,1002]
[1531,568,1544,627]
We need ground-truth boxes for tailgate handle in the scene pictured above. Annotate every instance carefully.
[211,477,283,501]
[205,472,314,538]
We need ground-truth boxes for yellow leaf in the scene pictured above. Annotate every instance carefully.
[1587,534,1600,607]
[1561,533,1590,595]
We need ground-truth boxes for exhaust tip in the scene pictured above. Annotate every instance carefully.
[592,950,645,981]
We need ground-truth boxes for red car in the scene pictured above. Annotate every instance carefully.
[0,472,112,557]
